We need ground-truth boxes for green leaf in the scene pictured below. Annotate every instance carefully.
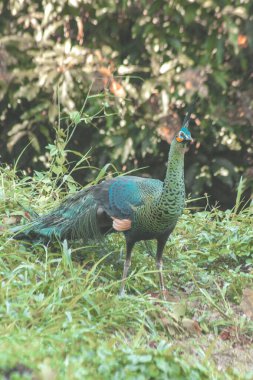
[69,111,81,125]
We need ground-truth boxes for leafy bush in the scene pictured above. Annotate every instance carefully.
[0,0,253,208]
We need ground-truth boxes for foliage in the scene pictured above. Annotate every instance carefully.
[0,0,253,208]
[0,163,253,378]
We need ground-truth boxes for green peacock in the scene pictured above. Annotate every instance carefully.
[14,106,193,296]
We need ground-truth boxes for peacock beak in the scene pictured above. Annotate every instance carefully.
[185,135,193,142]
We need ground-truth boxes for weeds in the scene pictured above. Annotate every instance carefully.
[0,107,252,379]
[0,163,252,379]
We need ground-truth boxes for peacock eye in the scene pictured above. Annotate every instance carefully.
[176,130,188,142]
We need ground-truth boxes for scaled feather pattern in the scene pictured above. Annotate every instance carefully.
[13,103,194,295]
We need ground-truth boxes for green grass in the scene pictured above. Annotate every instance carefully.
[0,165,253,380]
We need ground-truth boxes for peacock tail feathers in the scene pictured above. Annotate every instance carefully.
[13,188,103,243]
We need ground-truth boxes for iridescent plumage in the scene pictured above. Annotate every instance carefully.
[14,106,194,296]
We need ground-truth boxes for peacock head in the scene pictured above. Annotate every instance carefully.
[175,126,192,145]
[174,100,195,146]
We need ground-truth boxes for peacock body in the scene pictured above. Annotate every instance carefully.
[14,110,193,296]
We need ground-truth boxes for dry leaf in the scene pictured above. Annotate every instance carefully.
[160,315,183,336]
[160,316,170,328]
[3,216,21,225]
[240,288,253,319]
[185,80,193,90]
[148,340,158,348]
[24,211,32,220]
[238,34,248,48]
[110,80,126,98]
[98,66,112,78]
[182,318,201,335]
[76,16,84,45]
[220,326,236,341]
[147,290,180,302]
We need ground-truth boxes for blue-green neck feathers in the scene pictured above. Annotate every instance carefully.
[133,131,190,235]
[157,138,186,220]
[159,122,191,211]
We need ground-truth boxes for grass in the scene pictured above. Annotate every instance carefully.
[0,163,253,379]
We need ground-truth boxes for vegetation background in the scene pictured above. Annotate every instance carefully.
[0,0,253,208]
[0,1,253,380]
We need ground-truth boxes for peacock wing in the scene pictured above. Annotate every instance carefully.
[93,176,163,220]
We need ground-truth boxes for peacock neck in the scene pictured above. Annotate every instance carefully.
[156,140,186,220]
[165,140,185,186]
[132,139,187,235]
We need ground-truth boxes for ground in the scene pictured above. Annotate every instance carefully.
[0,166,252,380]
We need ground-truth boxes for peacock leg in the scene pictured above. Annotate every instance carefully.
[119,240,134,297]
[156,236,169,298]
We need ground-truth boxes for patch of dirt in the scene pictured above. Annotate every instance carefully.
[176,335,253,374]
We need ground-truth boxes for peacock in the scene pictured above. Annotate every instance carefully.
[13,106,193,296]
